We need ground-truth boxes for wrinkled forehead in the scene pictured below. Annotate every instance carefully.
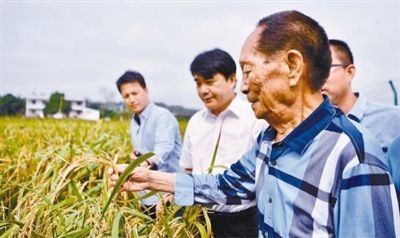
[239,27,266,67]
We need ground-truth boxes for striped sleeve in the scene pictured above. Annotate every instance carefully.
[174,145,257,206]
[336,160,400,237]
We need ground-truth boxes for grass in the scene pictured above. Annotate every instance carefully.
[0,117,209,237]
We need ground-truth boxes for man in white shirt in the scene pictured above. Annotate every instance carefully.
[179,48,265,237]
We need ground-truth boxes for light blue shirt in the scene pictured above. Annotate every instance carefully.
[174,98,400,237]
[131,103,182,205]
[131,103,182,172]
[388,136,400,207]
[349,92,400,154]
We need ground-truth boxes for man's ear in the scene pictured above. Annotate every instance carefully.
[228,73,237,89]
[345,64,356,83]
[286,49,303,87]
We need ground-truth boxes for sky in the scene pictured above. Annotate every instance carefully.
[1,0,400,110]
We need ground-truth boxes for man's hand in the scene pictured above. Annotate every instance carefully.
[156,193,174,214]
[107,164,151,192]
[107,163,175,193]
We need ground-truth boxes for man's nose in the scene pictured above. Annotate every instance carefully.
[198,84,209,94]
[128,94,136,103]
[240,78,249,94]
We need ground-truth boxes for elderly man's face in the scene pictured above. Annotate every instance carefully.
[239,27,295,121]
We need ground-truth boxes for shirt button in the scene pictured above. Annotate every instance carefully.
[271,160,277,166]
[268,197,272,203]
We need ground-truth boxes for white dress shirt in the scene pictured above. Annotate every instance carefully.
[180,95,266,212]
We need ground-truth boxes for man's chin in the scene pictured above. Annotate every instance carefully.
[203,101,215,109]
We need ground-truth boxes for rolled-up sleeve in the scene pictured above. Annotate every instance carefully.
[174,172,195,206]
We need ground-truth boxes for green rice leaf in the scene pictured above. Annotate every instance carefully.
[193,221,207,238]
[202,207,212,237]
[69,180,83,202]
[207,122,223,174]
[0,220,24,228]
[59,227,91,238]
[111,212,122,238]
[125,207,154,221]
[101,152,154,218]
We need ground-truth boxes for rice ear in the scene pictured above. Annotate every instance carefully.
[101,152,155,218]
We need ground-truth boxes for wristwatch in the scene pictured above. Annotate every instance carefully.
[146,160,158,170]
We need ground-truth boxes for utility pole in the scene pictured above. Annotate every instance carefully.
[389,80,398,106]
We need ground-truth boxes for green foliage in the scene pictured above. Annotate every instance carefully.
[177,116,189,137]
[0,94,25,116]
[0,117,208,237]
[100,109,117,119]
[44,92,71,116]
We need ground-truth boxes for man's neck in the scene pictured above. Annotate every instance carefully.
[134,102,151,116]
[271,92,324,142]
[211,93,236,116]
[338,92,357,114]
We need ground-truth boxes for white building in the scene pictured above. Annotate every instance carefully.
[25,94,100,121]
[25,94,47,118]
[67,97,100,121]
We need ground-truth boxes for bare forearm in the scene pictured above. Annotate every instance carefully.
[146,170,175,193]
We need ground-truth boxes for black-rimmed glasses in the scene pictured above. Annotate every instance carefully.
[331,64,349,68]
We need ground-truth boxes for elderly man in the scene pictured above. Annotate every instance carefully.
[110,10,399,237]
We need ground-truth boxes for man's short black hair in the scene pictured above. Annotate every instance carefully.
[190,48,236,80]
[329,39,354,65]
[116,70,146,93]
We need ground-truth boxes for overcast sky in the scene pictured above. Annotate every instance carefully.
[2,1,400,109]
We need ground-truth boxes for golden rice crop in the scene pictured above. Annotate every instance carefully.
[0,117,210,237]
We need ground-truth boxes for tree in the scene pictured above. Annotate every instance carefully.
[0,94,25,116]
[44,92,71,116]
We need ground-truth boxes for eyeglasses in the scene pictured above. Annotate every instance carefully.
[330,64,349,68]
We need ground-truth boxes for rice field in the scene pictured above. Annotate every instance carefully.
[0,117,210,237]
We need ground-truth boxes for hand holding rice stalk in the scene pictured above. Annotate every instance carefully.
[102,152,155,218]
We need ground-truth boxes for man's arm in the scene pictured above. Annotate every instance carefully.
[176,147,258,206]
[335,163,400,237]
[108,144,258,207]
[108,165,175,193]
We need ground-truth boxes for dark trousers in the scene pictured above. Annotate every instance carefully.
[143,205,157,219]
[208,206,258,238]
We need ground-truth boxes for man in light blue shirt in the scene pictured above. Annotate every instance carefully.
[110,11,399,237]
[322,39,400,155]
[322,39,400,201]
[116,70,182,211]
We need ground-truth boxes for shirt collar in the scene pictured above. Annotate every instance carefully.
[348,92,367,122]
[222,95,242,118]
[203,95,241,119]
[135,102,154,120]
[263,96,336,156]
